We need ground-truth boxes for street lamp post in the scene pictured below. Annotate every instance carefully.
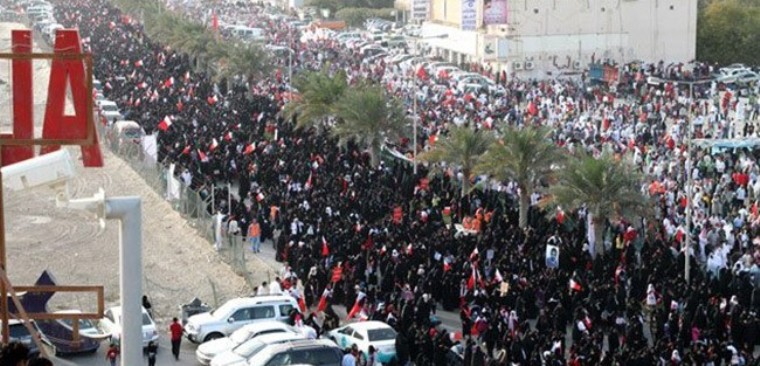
[412,34,448,175]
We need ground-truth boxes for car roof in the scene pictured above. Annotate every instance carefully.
[246,332,304,345]
[227,295,297,307]
[239,320,294,333]
[262,339,337,353]
[340,320,392,332]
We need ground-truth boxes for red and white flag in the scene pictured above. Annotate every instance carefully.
[207,95,218,105]
[163,76,174,88]
[316,288,331,313]
[298,294,307,313]
[569,279,582,292]
[469,247,479,261]
[209,138,219,151]
[224,131,233,141]
[256,192,265,202]
[406,243,413,256]
[198,149,209,163]
[244,143,256,155]
[134,59,144,68]
[321,236,329,257]
[443,259,451,272]
[494,269,504,284]
[346,292,366,320]
[181,145,191,155]
[184,71,190,83]
[157,116,172,131]
[305,172,313,190]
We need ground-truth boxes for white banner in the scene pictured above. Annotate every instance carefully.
[142,134,158,166]
[167,163,181,201]
[461,0,477,30]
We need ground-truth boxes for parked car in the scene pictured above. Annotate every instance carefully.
[245,339,343,366]
[327,321,397,365]
[37,310,108,354]
[2,319,56,359]
[98,306,159,348]
[196,320,301,365]
[185,295,299,344]
[210,332,305,366]
[97,100,123,125]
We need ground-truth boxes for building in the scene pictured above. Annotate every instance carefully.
[419,0,697,77]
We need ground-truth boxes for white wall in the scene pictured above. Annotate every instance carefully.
[423,0,697,74]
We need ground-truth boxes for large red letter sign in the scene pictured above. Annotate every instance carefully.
[1,29,102,167]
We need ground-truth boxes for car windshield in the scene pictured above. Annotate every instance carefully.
[230,328,253,344]
[60,318,96,330]
[122,129,141,139]
[367,328,396,341]
[210,302,236,317]
[101,104,118,112]
[233,339,267,357]
[143,313,153,325]
[8,324,30,339]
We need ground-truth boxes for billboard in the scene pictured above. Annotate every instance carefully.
[411,0,429,21]
[483,0,508,24]
[461,0,477,30]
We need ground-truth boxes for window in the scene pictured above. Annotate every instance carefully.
[231,308,252,322]
[340,327,354,335]
[265,353,291,366]
[251,306,275,320]
[278,304,294,317]
[307,348,342,365]
[353,331,364,341]
[368,328,397,341]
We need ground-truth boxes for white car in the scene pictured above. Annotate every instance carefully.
[98,306,158,348]
[97,100,123,125]
[185,295,298,344]
[196,320,300,365]
[327,321,397,365]
[210,332,305,366]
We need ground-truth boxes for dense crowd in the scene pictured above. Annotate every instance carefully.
[46,0,760,364]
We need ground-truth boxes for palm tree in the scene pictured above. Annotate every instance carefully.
[214,41,271,85]
[419,126,493,196]
[548,150,649,257]
[476,126,564,228]
[283,69,348,130]
[331,85,408,167]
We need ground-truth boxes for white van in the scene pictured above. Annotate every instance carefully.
[185,295,299,344]
[113,120,145,143]
[230,26,266,42]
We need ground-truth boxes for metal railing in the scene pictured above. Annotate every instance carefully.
[97,122,255,286]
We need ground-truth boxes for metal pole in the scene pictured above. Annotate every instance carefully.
[685,82,694,283]
[228,182,232,213]
[289,27,293,93]
[105,196,143,366]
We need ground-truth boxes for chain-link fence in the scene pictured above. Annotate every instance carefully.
[97,122,253,284]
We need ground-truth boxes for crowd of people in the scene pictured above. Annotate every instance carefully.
[43,0,760,364]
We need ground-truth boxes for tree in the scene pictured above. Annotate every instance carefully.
[697,0,760,65]
[548,151,649,257]
[419,126,493,196]
[282,69,348,130]
[331,86,408,167]
[477,126,563,229]
[214,41,272,84]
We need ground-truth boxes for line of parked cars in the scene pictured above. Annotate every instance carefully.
[184,294,399,366]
